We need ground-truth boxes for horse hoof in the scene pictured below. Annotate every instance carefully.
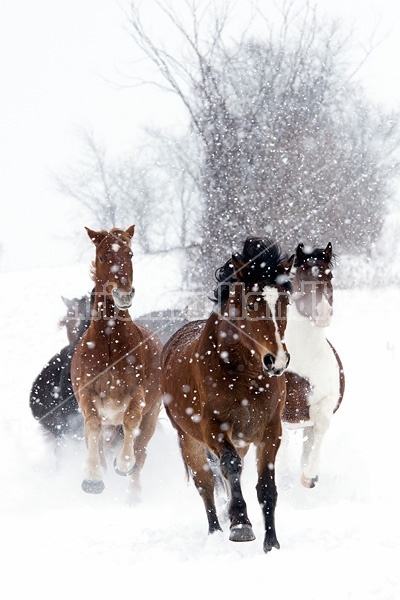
[229,524,256,542]
[208,522,223,535]
[113,458,137,477]
[301,473,319,488]
[263,537,280,553]
[82,479,105,494]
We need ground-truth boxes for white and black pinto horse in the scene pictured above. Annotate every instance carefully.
[282,242,345,488]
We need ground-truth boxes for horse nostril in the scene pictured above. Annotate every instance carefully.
[131,288,135,298]
[263,353,275,370]
[286,353,290,368]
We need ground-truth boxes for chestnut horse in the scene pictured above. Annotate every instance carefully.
[162,237,294,553]
[71,226,162,495]
[282,242,345,487]
[30,293,92,441]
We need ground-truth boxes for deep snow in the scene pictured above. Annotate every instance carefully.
[1,256,399,600]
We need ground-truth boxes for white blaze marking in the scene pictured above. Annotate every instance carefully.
[315,295,332,327]
[262,286,287,370]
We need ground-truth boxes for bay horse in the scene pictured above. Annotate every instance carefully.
[162,237,294,553]
[282,242,345,488]
[71,226,162,495]
[29,293,91,440]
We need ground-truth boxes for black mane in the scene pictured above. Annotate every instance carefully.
[213,237,291,306]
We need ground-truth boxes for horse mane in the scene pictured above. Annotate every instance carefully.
[295,245,336,269]
[213,237,291,307]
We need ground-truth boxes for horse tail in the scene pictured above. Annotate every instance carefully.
[328,340,345,413]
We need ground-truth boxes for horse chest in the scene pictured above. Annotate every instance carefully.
[285,307,339,399]
[230,404,266,440]
[78,325,143,378]
[210,378,281,442]
[96,397,130,424]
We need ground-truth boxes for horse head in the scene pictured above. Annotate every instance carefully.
[291,242,334,327]
[215,238,294,377]
[60,294,91,345]
[86,225,135,311]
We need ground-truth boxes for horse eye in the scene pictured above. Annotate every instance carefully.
[98,256,104,263]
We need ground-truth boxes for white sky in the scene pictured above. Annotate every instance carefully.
[1,0,400,271]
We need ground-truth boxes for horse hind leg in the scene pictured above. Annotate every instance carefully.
[206,450,228,508]
[179,433,222,535]
[127,400,162,503]
[276,425,295,489]
[114,395,145,477]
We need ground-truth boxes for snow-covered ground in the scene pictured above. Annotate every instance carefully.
[1,257,399,600]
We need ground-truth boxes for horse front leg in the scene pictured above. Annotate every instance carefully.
[81,411,105,494]
[218,443,255,542]
[300,425,315,487]
[256,424,282,553]
[114,395,144,477]
[301,399,333,488]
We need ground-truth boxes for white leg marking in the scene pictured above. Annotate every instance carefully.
[302,398,333,481]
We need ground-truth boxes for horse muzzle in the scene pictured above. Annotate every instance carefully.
[313,297,333,327]
[314,315,332,327]
[262,352,290,377]
[112,287,135,310]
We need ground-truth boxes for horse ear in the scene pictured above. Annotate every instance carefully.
[277,254,295,275]
[61,296,71,308]
[125,225,135,239]
[85,227,106,247]
[325,242,333,261]
[295,243,307,265]
[231,254,246,280]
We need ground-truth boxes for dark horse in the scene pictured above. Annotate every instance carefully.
[282,242,345,487]
[59,295,91,346]
[29,293,92,441]
[162,237,294,553]
[71,226,162,496]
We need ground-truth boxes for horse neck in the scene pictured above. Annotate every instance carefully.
[286,301,327,343]
[204,310,255,372]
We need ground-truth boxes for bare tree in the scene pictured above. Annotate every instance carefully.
[56,128,202,284]
[125,0,400,288]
